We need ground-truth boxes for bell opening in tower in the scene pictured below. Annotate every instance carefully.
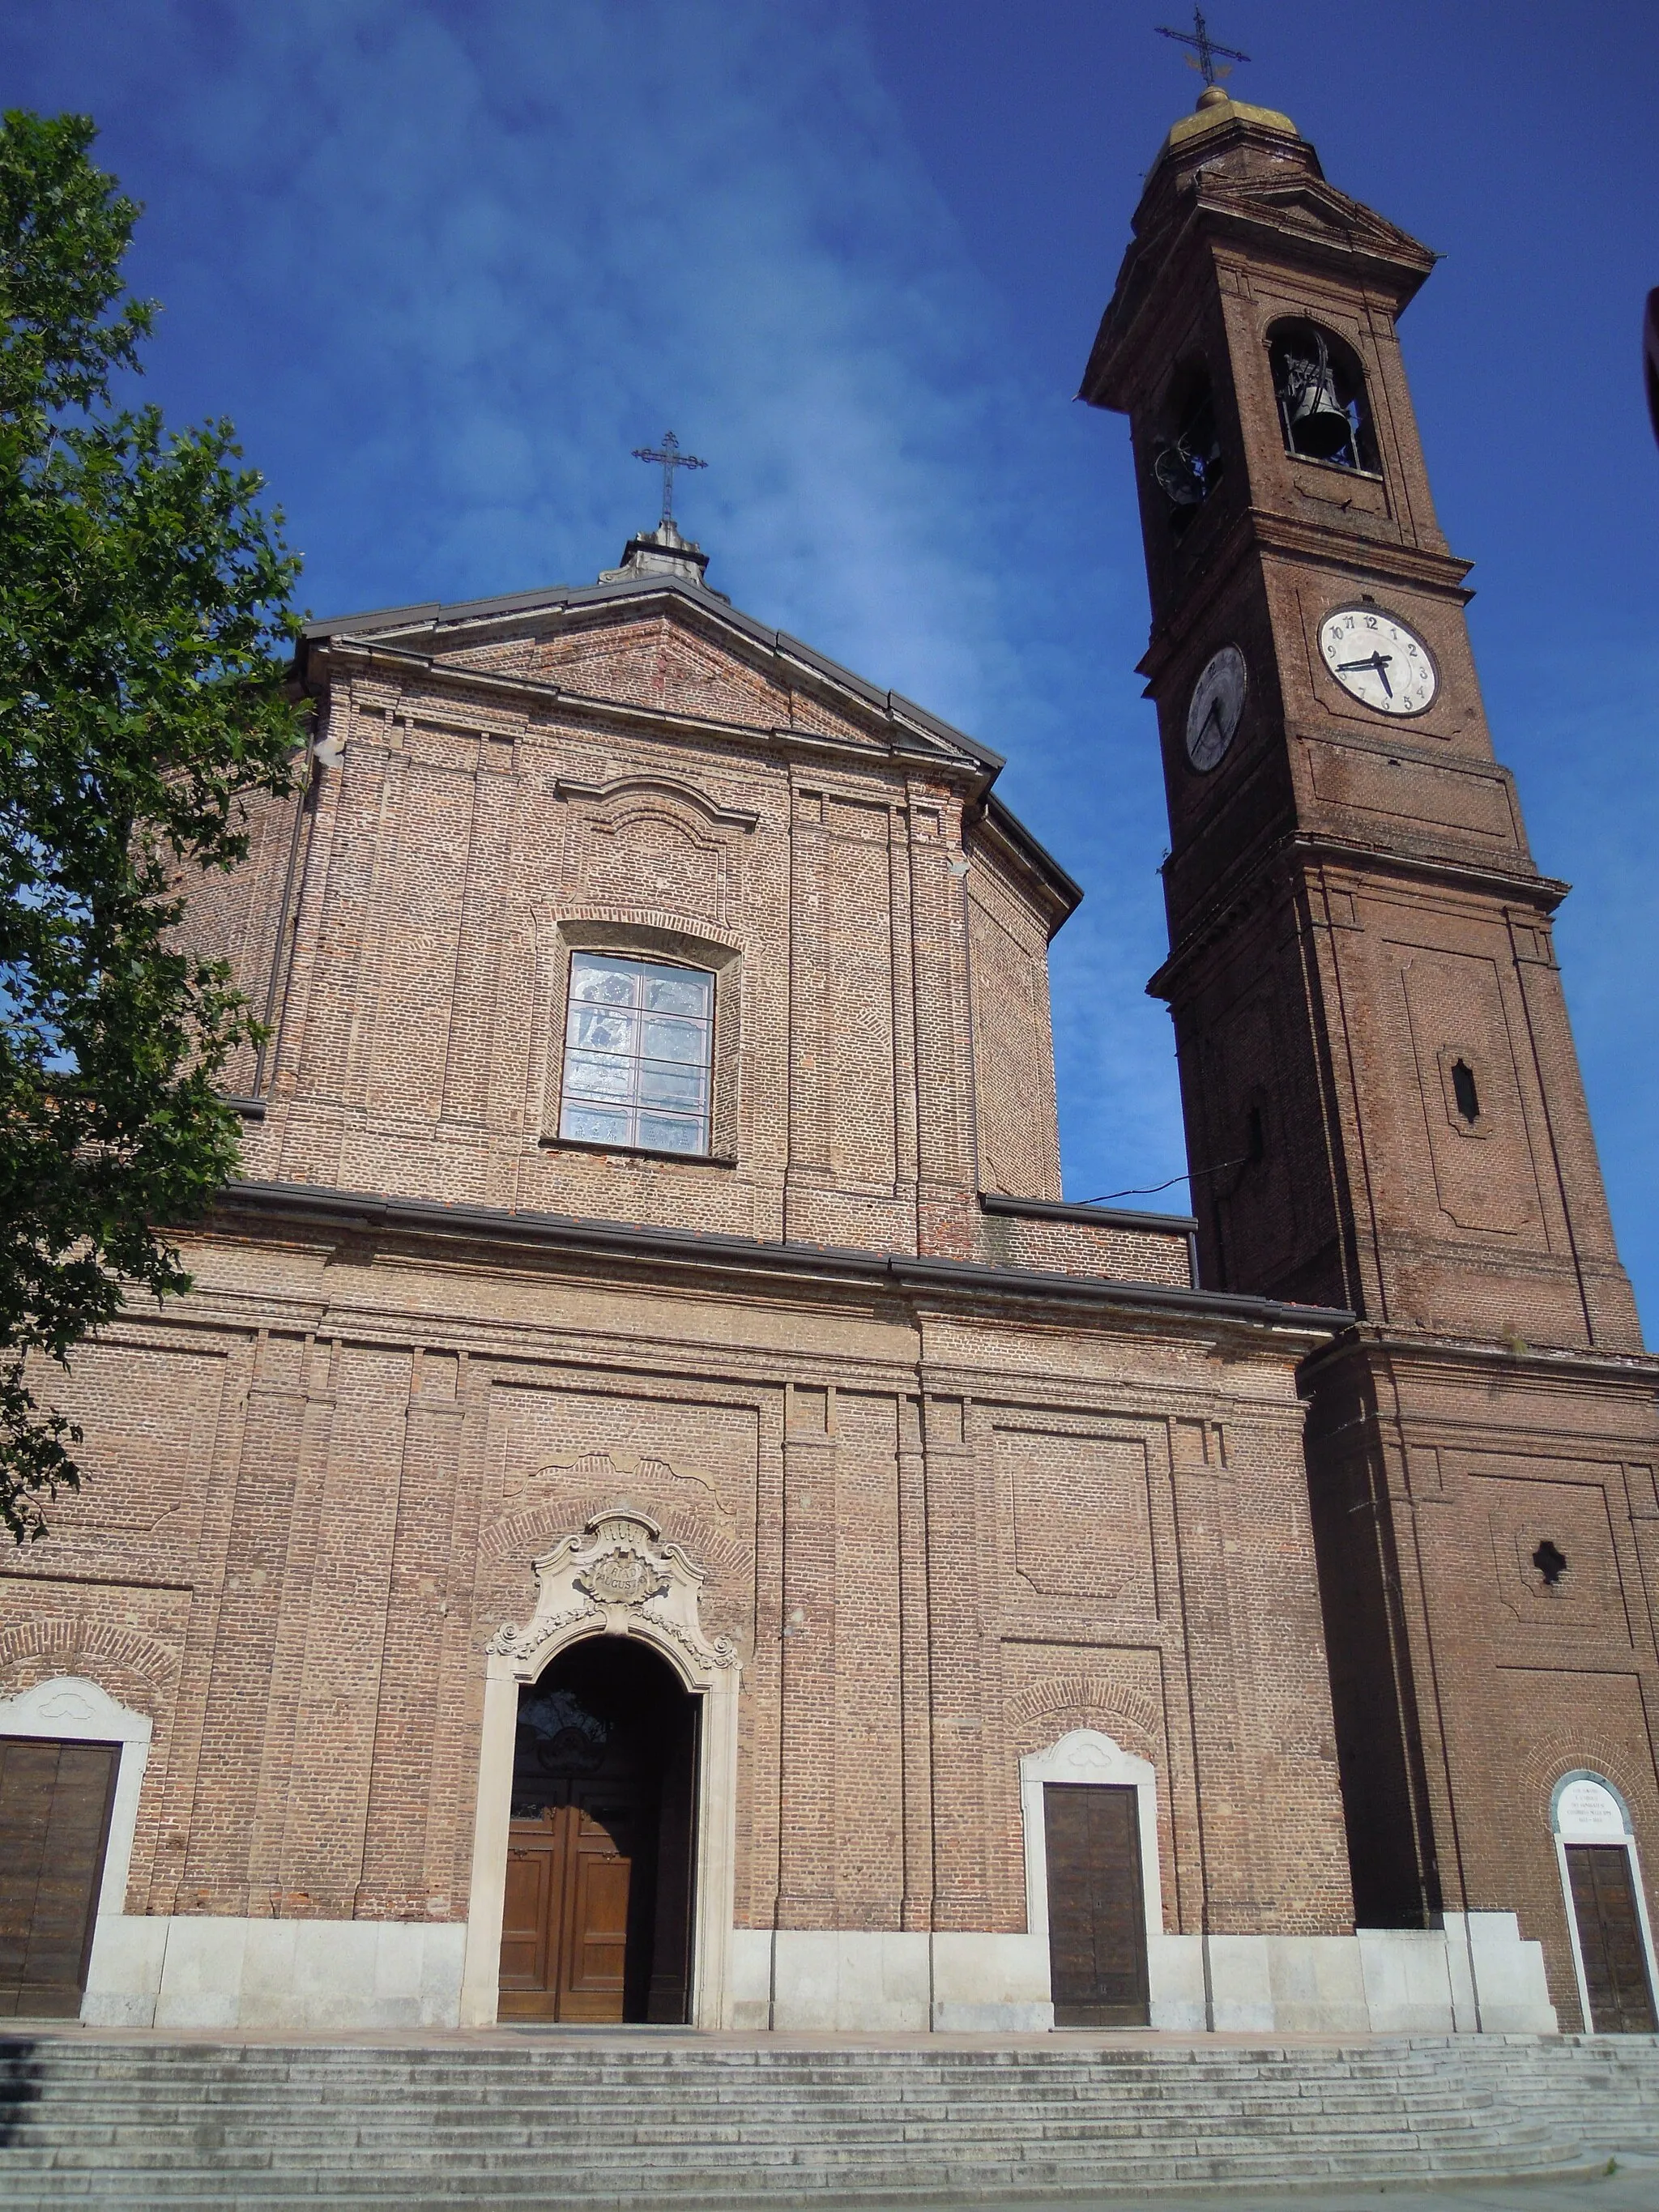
[498,1636,698,2024]
[1152,359,1226,534]
[1269,320,1378,473]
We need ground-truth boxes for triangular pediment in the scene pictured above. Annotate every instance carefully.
[301,573,1000,778]
[1198,172,1435,271]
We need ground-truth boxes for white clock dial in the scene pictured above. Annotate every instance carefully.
[1319,605,1438,716]
[1184,645,1247,772]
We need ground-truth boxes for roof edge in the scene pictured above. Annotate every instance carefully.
[207,1179,1351,1341]
[300,571,1007,774]
[979,1191,1197,1234]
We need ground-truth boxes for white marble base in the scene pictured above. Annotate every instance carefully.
[727,1929,1055,2033]
[771,1931,932,2033]
[932,1933,1052,2032]
[725,1916,1555,2035]
[1439,1911,1559,2034]
[81,1914,467,2031]
[80,1911,1555,2036]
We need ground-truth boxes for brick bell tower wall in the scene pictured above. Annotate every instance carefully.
[0,272,1564,2034]
[1081,90,1659,2031]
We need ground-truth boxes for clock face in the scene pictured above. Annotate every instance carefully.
[1185,645,1247,772]
[1319,605,1438,716]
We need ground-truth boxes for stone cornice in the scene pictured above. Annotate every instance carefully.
[311,634,995,791]
[301,576,1005,773]
[207,1179,1349,1349]
[1135,512,1473,690]
[966,798,1083,932]
[1301,1323,1659,1400]
[1192,193,1436,299]
[979,1191,1197,1235]
[1149,833,1567,1001]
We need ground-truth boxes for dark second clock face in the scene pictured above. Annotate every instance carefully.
[1185,645,1247,772]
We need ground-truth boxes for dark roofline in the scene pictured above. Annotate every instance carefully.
[296,568,1088,925]
[301,571,1007,772]
[210,1178,1351,1344]
[976,793,1084,917]
[979,1191,1196,1234]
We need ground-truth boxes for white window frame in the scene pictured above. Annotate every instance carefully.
[0,1676,153,2012]
[1019,1727,1163,1947]
[1550,1769,1659,2032]
[557,949,716,1157]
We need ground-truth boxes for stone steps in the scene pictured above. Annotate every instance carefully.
[2,2032,1656,2208]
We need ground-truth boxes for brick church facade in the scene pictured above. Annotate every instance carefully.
[4,90,1656,2040]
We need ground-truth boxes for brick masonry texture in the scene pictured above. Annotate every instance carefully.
[1080,92,1659,2028]
[7,1206,1352,1946]
[6,92,1653,2045]
[2,531,1362,1993]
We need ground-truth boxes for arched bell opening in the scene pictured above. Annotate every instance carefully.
[499,1632,698,2024]
[1268,318,1378,473]
[1150,357,1226,537]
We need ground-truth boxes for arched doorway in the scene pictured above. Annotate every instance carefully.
[498,1635,697,2023]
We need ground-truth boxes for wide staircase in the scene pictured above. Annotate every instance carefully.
[2,2031,1658,2207]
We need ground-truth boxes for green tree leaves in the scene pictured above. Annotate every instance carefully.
[0,109,302,1541]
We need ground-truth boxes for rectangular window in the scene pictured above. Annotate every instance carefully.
[558,952,714,1156]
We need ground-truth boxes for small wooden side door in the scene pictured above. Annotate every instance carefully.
[0,1737,120,2019]
[1044,1781,1150,2028]
[1567,1843,1658,2032]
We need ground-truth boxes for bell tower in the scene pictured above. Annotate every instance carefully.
[1083,86,1659,2020]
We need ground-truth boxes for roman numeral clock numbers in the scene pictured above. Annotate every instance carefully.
[1319,605,1438,716]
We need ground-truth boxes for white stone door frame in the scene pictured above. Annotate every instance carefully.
[459,1508,740,2029]
[1020,1727,1163,1946]
[0,1676,154,2014]
[1550,1770,1659,2031]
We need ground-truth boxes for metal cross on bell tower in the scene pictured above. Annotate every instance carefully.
[631,430,708,533]
[1155,6,1250,87]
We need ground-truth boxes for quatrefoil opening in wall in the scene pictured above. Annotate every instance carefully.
[488,1506,738,1680]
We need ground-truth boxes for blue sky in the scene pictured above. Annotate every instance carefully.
[7,1,1656,1330]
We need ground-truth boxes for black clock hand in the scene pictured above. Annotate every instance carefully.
[1337,650,1393,697]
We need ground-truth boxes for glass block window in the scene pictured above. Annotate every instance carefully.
[558,953,714,1155]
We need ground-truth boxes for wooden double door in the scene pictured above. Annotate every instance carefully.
[0,1737,119,2018]
[498,1639,696,2024]
[1567,1843,1657,2033]
[1044,1782,1150,2027]
[501,1788,646,2022]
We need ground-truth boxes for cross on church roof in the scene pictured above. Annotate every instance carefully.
[1155,6,1250,87]
[631,430,707,532]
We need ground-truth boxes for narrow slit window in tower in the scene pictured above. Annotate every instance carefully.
[1452,1059,1480,1124]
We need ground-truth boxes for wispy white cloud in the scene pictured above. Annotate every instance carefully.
[3,0,1206,1210]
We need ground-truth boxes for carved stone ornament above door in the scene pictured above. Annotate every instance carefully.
[488,1507,738,1679]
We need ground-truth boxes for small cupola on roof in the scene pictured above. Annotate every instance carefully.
[1150,8,1298,164]
[600,430,725,597]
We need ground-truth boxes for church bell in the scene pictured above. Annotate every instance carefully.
[1277,330,1352,462]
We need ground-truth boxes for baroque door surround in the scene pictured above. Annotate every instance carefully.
[459,1507,740,2028]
